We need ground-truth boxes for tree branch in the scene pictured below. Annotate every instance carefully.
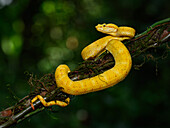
[0,18,169,128]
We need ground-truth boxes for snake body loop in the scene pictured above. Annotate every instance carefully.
[30,23,135,108]
[55,23,135,95]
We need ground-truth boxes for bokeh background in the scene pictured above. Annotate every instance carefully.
[0,0,169,128]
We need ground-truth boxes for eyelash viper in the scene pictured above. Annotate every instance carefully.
[30,23,135,109]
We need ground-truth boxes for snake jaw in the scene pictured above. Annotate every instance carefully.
[95,23,118,34]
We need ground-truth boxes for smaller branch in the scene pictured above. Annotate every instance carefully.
[0,104,44,128]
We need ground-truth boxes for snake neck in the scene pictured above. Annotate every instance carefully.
[106,27,135,38]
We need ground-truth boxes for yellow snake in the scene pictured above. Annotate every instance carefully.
[30,23,135,109]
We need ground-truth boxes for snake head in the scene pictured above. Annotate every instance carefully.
[95,23,118,34]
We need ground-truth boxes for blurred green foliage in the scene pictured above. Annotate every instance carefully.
[0,0,169,127]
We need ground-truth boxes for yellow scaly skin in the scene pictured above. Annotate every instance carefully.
[30,95,70,110]
[30,23,135,109]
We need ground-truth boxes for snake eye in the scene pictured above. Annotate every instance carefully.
[103,24,106,27]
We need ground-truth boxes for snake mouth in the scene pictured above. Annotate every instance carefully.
[95,23,118,34]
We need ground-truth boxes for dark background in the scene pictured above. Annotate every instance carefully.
[0,0,169,128]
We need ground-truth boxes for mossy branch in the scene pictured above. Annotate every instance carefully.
[0,18,169,128]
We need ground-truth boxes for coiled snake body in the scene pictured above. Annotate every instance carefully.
[31,23,135,109]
